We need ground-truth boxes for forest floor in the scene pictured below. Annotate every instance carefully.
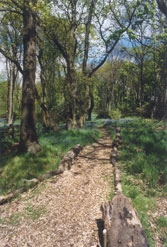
[0,128,166,247]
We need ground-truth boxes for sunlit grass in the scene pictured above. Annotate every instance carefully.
[156,216,167,228]
[155,216,167,246]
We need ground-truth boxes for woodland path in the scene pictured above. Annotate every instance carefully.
[0,128,114,247]
[0,127,165,247]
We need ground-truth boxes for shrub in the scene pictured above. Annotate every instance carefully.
[109,109,121,119]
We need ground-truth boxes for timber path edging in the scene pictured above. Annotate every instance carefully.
[101,127,149,247]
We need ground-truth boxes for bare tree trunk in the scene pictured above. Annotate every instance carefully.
[19,0,41,154]
[6,61,18,125]
[157,0,167,16]
[87,91,94,121]
[66,55,78,129]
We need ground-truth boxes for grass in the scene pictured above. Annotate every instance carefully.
[0,127,100,195]
[155,216,167,246]
[119,118,167,188]
[25,204,47,221]
[156,216,167,228]
[0,204,47,227]
[114,118,167,247]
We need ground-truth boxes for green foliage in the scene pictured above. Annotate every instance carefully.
[0,127,100,195]
[109,109,121,119]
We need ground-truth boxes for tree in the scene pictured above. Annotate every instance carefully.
[155,0,167,119]
[0,10,22,124]
[0,80,8,118]
[94,59,122,115]
[37,36,64,129]
[40,0,142,129]
[19,0,41,153]
[6,60,18,125]
[0,0,41,153]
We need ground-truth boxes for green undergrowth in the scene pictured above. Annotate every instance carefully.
[113,118,167,246]
[0,127,100,195]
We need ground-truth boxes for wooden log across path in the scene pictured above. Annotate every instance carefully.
[101,127,149,247]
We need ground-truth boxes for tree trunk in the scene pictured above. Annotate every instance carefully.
[66,73,90,129]
[156,0,167,16]
[66,63,78,129]
[159,49,167,120]
[66,73,78,129]
[154,47,167,120]
[19,0,41,154]
[37,48,58,129]
[7,61,17,125]
[87,91,94,121]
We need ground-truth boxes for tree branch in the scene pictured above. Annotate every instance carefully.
[0,47,23,74]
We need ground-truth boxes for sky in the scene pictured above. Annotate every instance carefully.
[0,55,5,73]
[0,55,7,81]
[0,62,4,73]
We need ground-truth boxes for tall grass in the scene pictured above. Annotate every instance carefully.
[0,127,100,195]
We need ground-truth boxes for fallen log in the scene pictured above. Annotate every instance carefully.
[0,187,25,205]
[101,194,149,247]
[110,128,122,194]
[39,144,82,181]
[0,144,82,205]
[111,127,121,148]
[113,162,122,194]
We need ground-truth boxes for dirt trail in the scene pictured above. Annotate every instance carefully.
[0,129,114,247]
